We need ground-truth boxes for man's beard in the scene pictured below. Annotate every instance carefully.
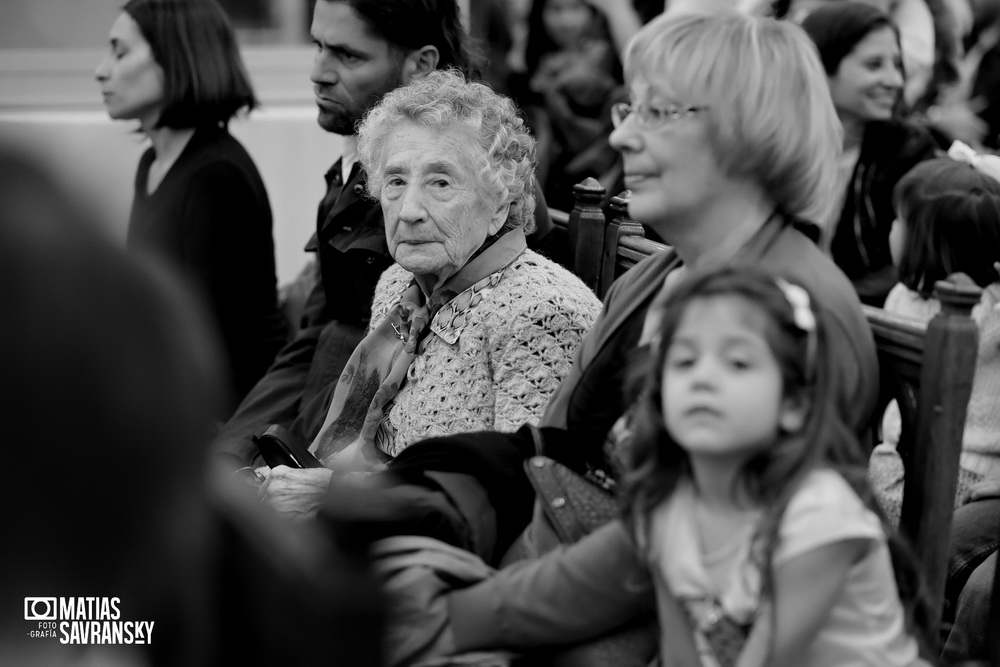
[317,104,361,136]
[314,71,404,136]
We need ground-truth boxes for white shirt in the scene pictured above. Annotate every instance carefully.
[649,469,923,666]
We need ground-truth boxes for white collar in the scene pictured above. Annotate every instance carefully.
[341,134,359,183]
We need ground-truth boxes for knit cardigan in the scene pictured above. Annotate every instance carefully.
[368,249,602,456]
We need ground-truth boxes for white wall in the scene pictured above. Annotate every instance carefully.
[0,107,342,286]
[0,46,344,286]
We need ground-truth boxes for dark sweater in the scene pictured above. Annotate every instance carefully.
[830,120,939,306]
[128,124,287,407]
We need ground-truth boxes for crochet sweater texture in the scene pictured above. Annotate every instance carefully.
[884,282,1000,477]
[368,249,602,456]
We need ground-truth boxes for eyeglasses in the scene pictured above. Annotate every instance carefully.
[610,102,708,130]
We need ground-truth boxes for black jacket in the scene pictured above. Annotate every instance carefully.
[830,120,939,306]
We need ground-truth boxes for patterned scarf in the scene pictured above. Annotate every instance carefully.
[308,227,527,474]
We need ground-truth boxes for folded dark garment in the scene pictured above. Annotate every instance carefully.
[319,424,539,565]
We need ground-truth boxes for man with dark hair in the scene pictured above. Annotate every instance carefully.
[213,0,553,472]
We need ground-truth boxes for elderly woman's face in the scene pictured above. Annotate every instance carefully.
[379,123,505,287]
[609,75,728,235]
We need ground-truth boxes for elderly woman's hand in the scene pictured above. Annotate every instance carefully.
[259,465,334,520]
[961,477,1000,505]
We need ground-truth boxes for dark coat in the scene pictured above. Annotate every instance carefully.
[830,120,939,306]
[213,159,390,468]
[542,214,880,470]
[128,124,287,407]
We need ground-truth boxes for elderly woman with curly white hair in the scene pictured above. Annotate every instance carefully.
[257,69,601,519]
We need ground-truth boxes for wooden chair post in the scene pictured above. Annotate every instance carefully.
[990,529,1000,665]
[568,177,607,294]
[600,191,642,299]
[899,276,980,624]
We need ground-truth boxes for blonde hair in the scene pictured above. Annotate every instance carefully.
[624,11,842,225]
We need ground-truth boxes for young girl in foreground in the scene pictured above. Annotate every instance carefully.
[621,268,932,666]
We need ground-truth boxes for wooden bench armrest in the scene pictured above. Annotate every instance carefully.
[614,235,668,273]
[548,207,570,230]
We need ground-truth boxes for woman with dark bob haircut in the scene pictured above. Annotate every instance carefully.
[96,0,287,411]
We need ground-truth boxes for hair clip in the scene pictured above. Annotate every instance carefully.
[774,278,817,381]
[947,141,1000,184]
[774,279,815,333]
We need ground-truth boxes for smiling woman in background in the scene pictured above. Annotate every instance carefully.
[801,1,939,306]
[95,0,287,411]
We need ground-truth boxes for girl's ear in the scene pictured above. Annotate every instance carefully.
[779,393,810,434]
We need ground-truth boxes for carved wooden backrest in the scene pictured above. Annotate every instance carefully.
[564,180,669,298]
[992,544,1000,665]
[863,279,980,626]
[564,181,983,631]
[564,177,608,293]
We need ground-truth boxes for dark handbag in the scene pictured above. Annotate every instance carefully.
[518,427,659,667]
[523,455,618,543]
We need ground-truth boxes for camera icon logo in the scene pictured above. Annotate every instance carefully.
[24,598,57,621]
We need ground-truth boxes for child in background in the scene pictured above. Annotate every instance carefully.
[622,267,932,666]
[513,0,625,210]
[870,143,1000,524]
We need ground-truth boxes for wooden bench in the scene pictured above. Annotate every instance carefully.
[557,176,670,298]
[559,179,982,634]
[991,536,1000,666]
[863,286,980,625]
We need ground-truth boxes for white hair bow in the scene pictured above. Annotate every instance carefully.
[947,141,1000,184]
[774,278,817,381]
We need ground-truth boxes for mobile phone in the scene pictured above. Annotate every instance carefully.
[255,424,325,469]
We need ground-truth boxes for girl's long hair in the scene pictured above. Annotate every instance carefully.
[618,267,936,654]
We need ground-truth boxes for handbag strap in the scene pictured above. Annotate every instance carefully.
[526,423,545,456]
